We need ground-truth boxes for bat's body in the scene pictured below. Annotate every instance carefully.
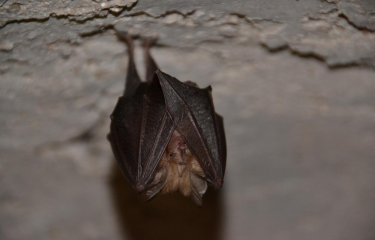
[151,130,207,201]
[108,32,226,204]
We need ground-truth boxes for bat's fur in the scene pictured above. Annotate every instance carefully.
[150,131,208,204]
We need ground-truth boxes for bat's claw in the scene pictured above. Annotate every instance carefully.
[115,30,140,46]
[115,30,130,40]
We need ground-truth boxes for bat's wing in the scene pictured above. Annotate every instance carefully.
[109,76,175,192]
[156,70,226,188]
[215,113,227,176]
[110,32,175,192]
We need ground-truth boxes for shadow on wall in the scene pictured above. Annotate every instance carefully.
[109,161,225,240]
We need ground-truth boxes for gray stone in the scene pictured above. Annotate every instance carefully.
[339,0,375,31]
[0,0,137,27]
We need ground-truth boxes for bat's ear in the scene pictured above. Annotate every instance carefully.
[205,86,212,92]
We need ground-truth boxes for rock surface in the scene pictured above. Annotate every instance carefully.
[1,0,375,240]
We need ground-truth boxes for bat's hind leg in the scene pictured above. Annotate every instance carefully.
[142,37,159,82]
[115,31,141,96]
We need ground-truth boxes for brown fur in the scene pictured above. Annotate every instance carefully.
[152,131,207,198]
[159,151,204,196]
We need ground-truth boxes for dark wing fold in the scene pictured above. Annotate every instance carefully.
[137,78,175,186]
[215,114,226,176]
[109,77,175,191]
[156,70,226,188]
[109,94,143,188]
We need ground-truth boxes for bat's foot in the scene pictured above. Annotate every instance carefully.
[115,31,133,50]
[142,36,158,49]
[115,30,130,40]
[114,30,140,46]
[115,29,158,49]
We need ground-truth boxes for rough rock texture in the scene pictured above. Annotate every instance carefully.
[339,0,375,31]
[1,0,375,240]
[0,0,137,26]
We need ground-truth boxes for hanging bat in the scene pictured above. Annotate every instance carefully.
[108,31,226,205]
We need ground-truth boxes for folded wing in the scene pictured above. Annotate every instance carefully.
[156,70,226,188]
[109,77,175,191]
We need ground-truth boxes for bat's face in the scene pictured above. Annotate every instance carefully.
[108,32,226,205]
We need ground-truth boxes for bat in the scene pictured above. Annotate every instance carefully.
[108,32,226,205]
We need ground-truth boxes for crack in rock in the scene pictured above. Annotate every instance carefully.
[2,0,375,71]
[338,0,375,32]
[114,10,267,48]
[125,9,197,19]
[260,11,375,68]
[0,0,137,27]
[117,0,375,67]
